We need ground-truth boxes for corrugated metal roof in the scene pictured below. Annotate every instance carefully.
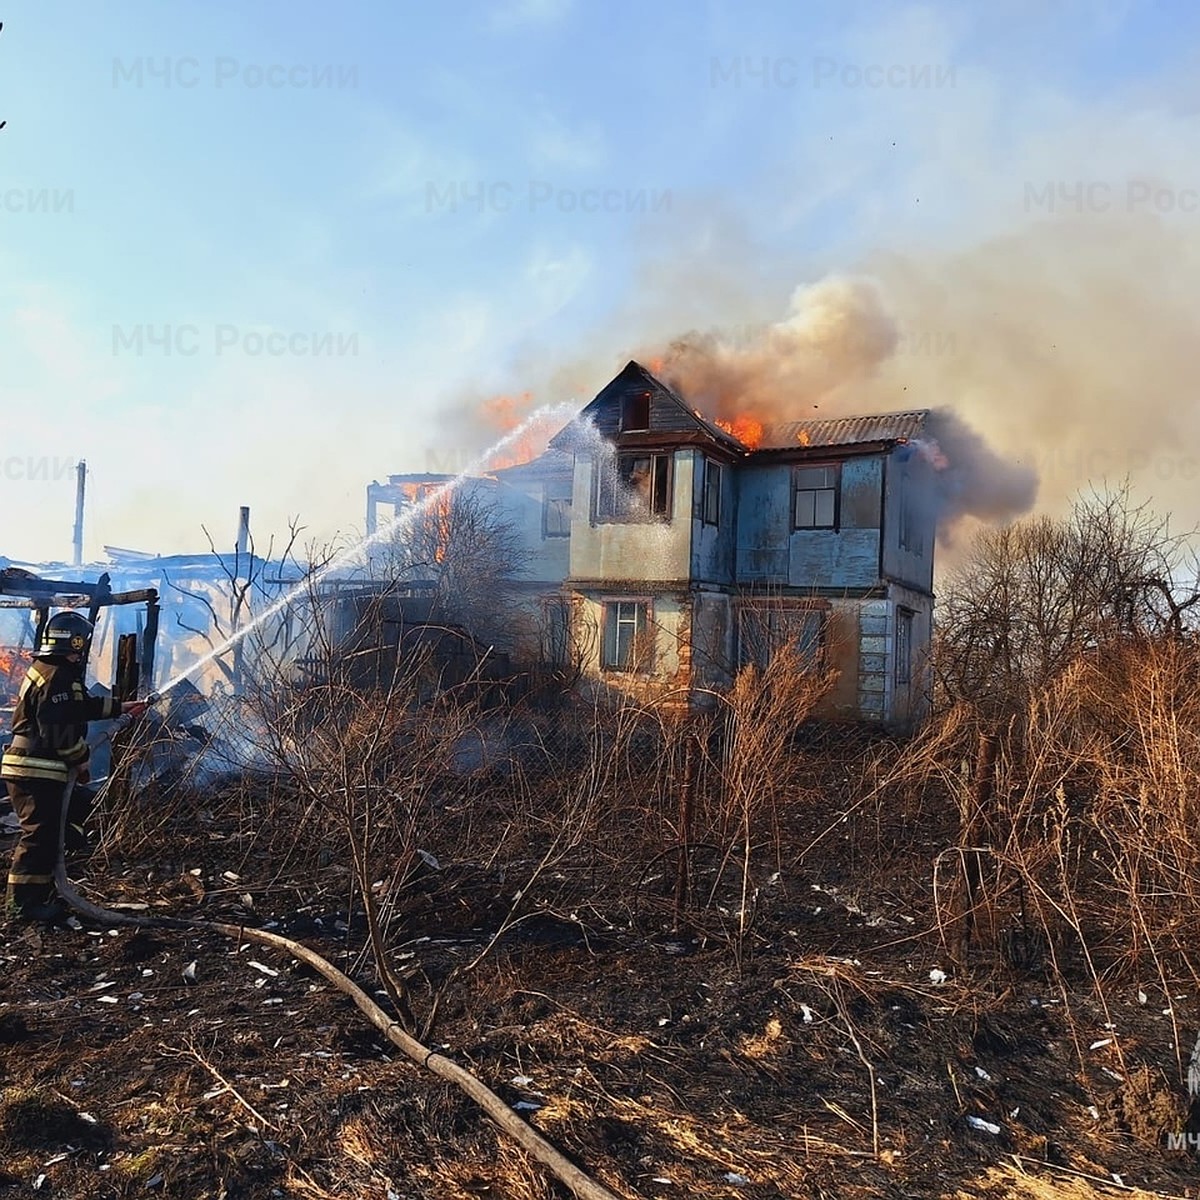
[758,409,930,451]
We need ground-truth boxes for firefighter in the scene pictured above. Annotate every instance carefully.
[1,611,147,923]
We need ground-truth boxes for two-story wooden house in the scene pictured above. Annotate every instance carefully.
[547,360,936,726]
[375,360,937,726]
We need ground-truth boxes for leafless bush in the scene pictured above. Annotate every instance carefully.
[708,646,837,955]
[936,487,1200,713]
[375,482,530,653]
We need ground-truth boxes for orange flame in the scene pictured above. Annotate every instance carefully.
[0,647,32,701]
[478,392,548,470]
[796,429,811,447]
[399,482,453,562]
[714,415,764,449]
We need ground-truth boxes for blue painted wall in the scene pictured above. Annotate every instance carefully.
[689,450,737,586]
[735,456,883,590]
[880,446,936,594]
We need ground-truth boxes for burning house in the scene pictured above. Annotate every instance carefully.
[379,360,937,728]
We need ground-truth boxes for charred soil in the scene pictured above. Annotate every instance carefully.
[2,753,1197,1200]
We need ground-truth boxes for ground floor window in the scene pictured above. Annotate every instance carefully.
[738,603,824,671]
[602,599,651,672]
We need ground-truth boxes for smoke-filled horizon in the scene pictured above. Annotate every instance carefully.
[442,198,1200,547]
[5,2,1200,561]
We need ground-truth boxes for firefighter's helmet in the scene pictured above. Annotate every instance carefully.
[38,611,94,659]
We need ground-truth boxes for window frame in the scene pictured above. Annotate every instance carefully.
[539,594,572,666]
[600,597,653,674]
[895,607,914,686]
[897,483,924,555]
[594,452,674,523]
[701,457,722,526]
[620,392,650,432]
[791,463,840,531]
[542,482,572,538]
[736,601,825,672]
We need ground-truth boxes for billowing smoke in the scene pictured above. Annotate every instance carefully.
[919,411,1038,532]
[640,274,1037,531]
[652,275,899,421]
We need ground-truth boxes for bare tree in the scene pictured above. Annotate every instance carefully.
[164,517,310,693]
[935,486,1200,712]
[379,482,530,650]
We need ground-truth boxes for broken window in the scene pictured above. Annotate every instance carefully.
[602,599,651,672]
[737,603,823,671]
[620,391,650,432]
[792,465,838,529]
[595,453,673,522]
[701,458,722,526]
[895,607,914,685]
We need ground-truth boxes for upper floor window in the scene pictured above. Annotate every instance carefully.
[898,485,924,555]
[595,453,672,522]
[701,458,722,525]
[543,482,572,537]
[620,392,650,432]
[792,464,838,529]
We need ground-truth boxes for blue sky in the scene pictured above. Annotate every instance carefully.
[4,0,1200,560]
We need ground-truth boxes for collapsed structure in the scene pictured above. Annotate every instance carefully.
[372,361,937,727]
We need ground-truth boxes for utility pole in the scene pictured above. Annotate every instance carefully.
[232,506,251,694]
[73,460,87,566]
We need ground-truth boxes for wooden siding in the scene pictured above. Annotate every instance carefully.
[880,445,936,593]
[736,456,883,590]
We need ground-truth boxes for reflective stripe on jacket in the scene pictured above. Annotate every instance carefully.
[1,657,118,781]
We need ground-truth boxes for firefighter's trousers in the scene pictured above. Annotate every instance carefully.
[4,777,94,915]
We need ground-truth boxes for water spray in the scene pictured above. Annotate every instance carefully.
[84,405,592,750]
[138,402,588,709]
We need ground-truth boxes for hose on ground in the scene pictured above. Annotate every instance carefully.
[52,767,624,1200]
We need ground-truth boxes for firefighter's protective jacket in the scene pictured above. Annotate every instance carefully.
[1,658,119,783]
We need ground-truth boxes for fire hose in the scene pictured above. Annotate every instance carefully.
[46,705,623,1200]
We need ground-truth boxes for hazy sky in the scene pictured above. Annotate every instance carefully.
[4,0,1200,562]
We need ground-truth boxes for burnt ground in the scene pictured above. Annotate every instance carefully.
[1,803,1198,1200]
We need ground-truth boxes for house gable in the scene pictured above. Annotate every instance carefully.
[550,360,745,455]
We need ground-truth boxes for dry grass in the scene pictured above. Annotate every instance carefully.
[39,544,1200,1197]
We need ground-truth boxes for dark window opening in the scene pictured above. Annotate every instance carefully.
[602,599,651,672]
[595,453,673,522]
[543,483,572,537]
[702,458,722,525]
[620,392,650,432]
[737,604,824,671]
[898,486,924,555]
[540,596,571,666]
[792,464,838,529]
